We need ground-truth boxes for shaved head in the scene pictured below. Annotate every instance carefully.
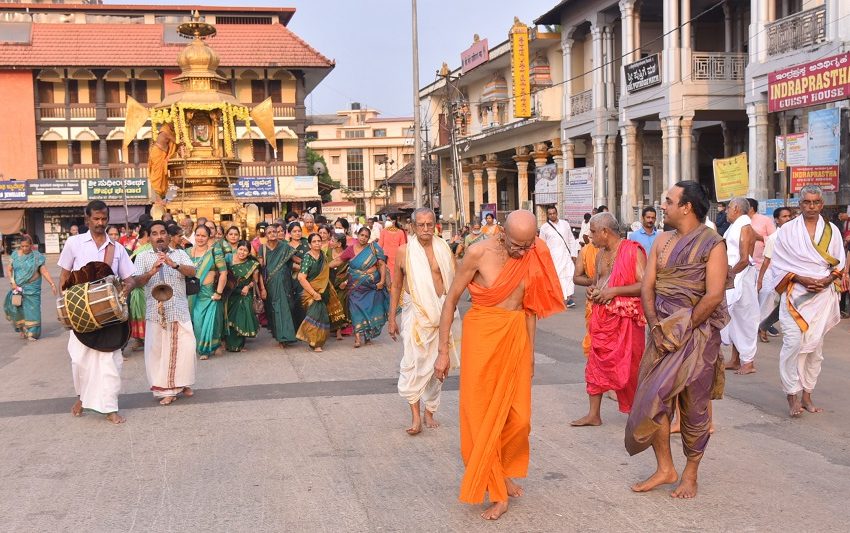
[504,210,537,241]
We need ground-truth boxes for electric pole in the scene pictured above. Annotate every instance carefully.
[411,0,423,208]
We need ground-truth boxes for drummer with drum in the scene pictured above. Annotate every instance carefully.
[58,200,137,425]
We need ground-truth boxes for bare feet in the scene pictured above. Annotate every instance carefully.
[734,362,756,375]
[801,392,823,413]
[424,410,440,428]
[787,394,804,417]
[724,360,740,371]
[570,414,602,427]
[671,470,698,499]
[670,420,681,434]
[313,347,323,353]
[105,412,126,424]
[182,387,194,397]
[480,501,508,520]
[71,399,83,417]
[199,355,209,360]
[758,329,769,343]
[354,334,361,348]
[505,478,524,498]
[159,396,177,406]
[631,468,678,492]
[406,416,422,436]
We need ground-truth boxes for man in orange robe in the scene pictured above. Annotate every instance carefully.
[437,210,565,520]
[148,122,177,199]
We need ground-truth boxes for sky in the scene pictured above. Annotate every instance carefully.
[114,0,558,118]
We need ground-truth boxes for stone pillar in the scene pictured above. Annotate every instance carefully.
[513,146,532,208]
[666,116,681,189]
[606,136,617,214]
[562,37,573,119]
[620,1,635,101]
[621,123,637,222]
[95,70,106,122]
[680,0,692,80]
[98,139,109,178]
[691,130,700,184]
[721,121,733,157]
[661,118,670,196]
[294,72,308,175]
[604,27,615,109]
[532,142,550,221]
[747,101,769,198]
[591,26,604,110]
[723,2,733,53]
[592,135,607,207]
[663,0,680,83]
[471,157,485,218]
[549,139,564,216]
[484,153,499,206]
[634,122,645,206]
[680,115,693,182]
[564,139,576,170]
[634,3,642,57]
[752,0,769,63]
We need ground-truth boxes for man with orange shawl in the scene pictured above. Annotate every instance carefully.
[148,122,177,199]
[572,213,646,426]
[437,210,564,520]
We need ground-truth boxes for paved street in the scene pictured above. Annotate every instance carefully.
[1,261,849,532]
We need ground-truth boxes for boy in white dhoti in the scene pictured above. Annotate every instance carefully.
[722,197,759,374]
[388,208,459,435]
[539,206,579,308]
[58,201,137,424]
[132,221,197,405]
[765,186,846,417]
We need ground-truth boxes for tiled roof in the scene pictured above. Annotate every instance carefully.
[387,161,439,185]
[0,23,333,68]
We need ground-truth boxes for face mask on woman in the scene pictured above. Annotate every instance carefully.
[334,229,345,235]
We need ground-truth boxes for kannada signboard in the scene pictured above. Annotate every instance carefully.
[461,38,489,74]
[0,181,26,201]
[86,178,149,200]
[758,198,787,216]
[775,132,808,171]
[26,179,85,201]
[806,107,841,166]
[231,177,276,198]
[278,175,318,197]
[767,52,850,112]
[563,167,594,224]
[624,54,662,93]
[510,21,531,118]
[713,153,749,201]
[790,165,839,192]
[534,163,559,205]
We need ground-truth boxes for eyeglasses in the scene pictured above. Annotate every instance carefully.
[504,238,536,253]
[416,222,436,229]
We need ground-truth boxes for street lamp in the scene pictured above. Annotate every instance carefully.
[379,156,394,207]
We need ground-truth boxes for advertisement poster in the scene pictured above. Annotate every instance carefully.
[775,133,808,171]
[790,166,839,192]
[758,198,786,216]
[713,153,749,201]
[768,52,850,112]
[806,108,840,166]
[0,181,27,201]
[534,163,559,205]
[563,167,594,224]
[26,179,85,201]
[510,20,531,118]
[480,203,497,222]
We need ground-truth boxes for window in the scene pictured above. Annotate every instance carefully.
[402,187,414,202]
[137,140,150,164]
[252,140,267,162]
[402,153,413,164]
[373,129,387,137]
[105,81,122,104]
[131,80,147,104]
[331,156,340,165]
[70,142,81,165]
[344,130,365,139]
[269,80,282,104]
[37,81,55,104]
[346,149,364,191]
[403,127,415,137]
[68,80,79,104]
[374,154,388,166]
[41,142,58,165]
[304,131,318,142]
[251,80,265,104]
[354,198,366,216]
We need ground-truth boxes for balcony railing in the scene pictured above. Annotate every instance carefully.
[273,103,296,118]
[69,103,97,120]
[71,164,100,179]
[237,161,298,177]
[570,89,593,117]
[106,103,126,118]
[691,52,747,81]
[766,5,827,56]
[107,164,148,178]
[40,164,70,179]
[38,103,66,120]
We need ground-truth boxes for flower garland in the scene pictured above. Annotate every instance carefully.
[148,102,252,158]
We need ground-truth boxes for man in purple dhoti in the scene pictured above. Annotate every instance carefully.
[626,181,730,499]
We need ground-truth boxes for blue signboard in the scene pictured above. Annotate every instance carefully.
[232,177,276,198]
[807,108,840,166]
[758,198,787,216]
[0,181,27,201]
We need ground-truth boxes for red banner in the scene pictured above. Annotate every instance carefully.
[790,165,839,192]
[768,52,850,112]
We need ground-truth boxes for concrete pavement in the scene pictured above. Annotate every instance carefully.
[1,263,849,531]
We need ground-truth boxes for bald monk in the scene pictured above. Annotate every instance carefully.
[437,210,565,520]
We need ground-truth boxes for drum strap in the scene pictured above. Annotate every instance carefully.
[103,242,115,272]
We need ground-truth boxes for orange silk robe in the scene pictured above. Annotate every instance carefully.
[459,238,565,504]
[148,142,176,199]
[581,244,598,357]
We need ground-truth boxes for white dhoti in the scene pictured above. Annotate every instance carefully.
[721,266,759,363]
[397,236,459,413]
[144,320,196,398]
[540,220,578,299]
[767,214,845,395]
[68,333,123,414]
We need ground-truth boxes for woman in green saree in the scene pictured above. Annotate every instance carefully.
[295,233,345,352]
[224,241,265,352]
[260,223,299,347]
[189,225,228,359]
[4,236,57,340]
[217,226,242,264]
[128,226,151,350]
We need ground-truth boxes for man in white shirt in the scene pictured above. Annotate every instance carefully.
[539,205,579,307]
[58,200,137,424]
[757,206,792,342]
[577,213,592,246]
[369,217,382,243]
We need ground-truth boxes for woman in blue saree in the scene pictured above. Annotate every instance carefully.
[189,225,228,359]
[4,236,57,340]
[341,227,389,348]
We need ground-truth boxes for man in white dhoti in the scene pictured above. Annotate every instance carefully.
[58,200,137,424]
[765,186,846,417]
[539,206,579,308]
[757,206,793,343]
[132,220,197,406]
[721,197,759,375]
[388,208,459,435]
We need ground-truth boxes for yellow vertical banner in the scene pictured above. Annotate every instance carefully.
[510,19,531,118]
[712,152,749,201]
